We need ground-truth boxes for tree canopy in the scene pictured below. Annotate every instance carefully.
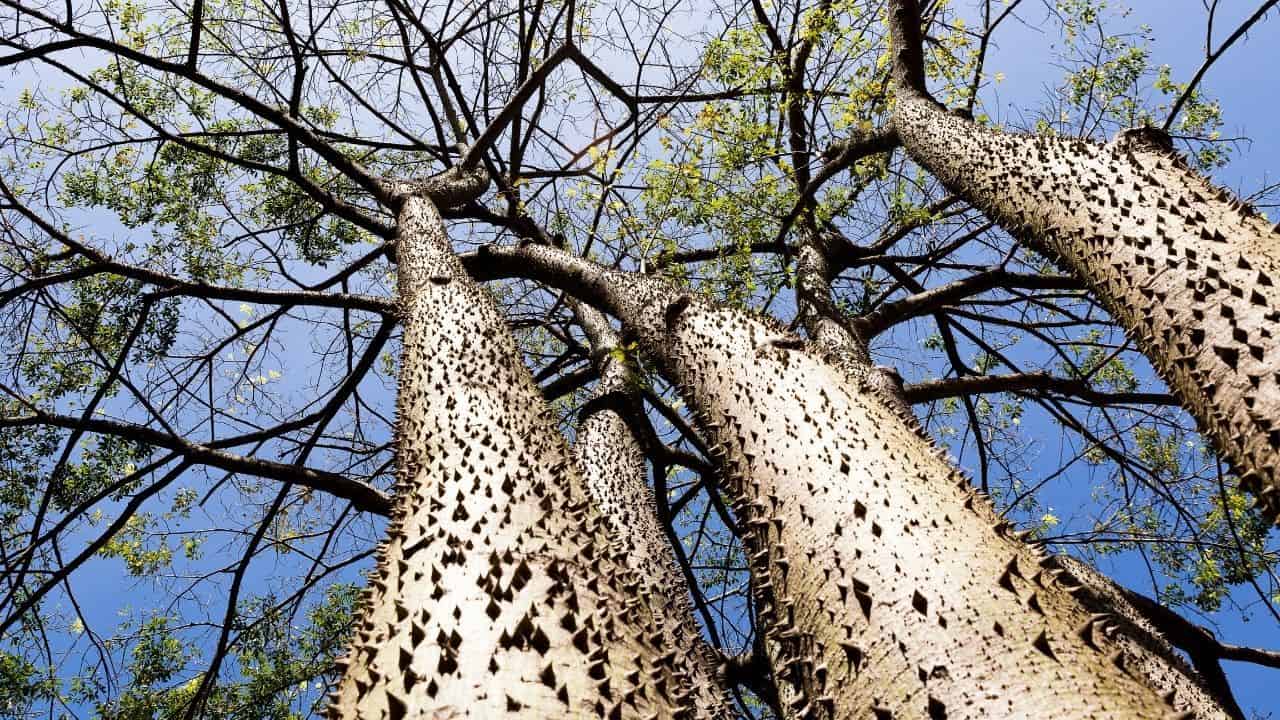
[0,0,1277,717]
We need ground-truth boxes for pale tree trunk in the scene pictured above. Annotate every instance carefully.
[571,303,736,720]
[887,0,1280,525]
[1050,556,1242,720]
[481,243,1190,719]
[793,223,871,374]
[329,186,712,719]
[792,220,929,436]
[793,211,1237,719]
[793,193,1238,717]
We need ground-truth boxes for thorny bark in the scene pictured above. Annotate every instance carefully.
[328,182,711,718]
[1051,556,1242,720]
[571,303,736,719]
[791,193,927,433]
[1070,558,1280,675]
[481,243,1191,719]
[793,222,873,374]
[788,143,1236,715]
[788,191,1235,719]
[887,0,1280,525]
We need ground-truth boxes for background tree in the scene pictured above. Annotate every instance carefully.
[0,0,1278,718]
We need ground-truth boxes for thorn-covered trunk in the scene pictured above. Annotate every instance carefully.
[1050,556,1242,720]
[890,87,1280,525]
[572,305,736,719]
[328,194,710,719]
[791,222,929,433]
[793,223,871,375]
[793,210,1238,717]
[490,243,1186,719]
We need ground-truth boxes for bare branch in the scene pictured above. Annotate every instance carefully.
[903,371,1179,407]
[0,410,392,515]
[1163,0,1280,131]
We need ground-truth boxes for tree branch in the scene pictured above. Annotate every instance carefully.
[886,0,929,95]
[0,182,395,315]
[1163,0,1280,131]
[853,268,1081,338]
[903,371,1179,407]
[0,411,392,515]
[0,5,393,203]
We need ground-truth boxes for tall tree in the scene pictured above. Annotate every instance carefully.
[329,176,715,717]
[571,302,736,718]
[1,0,1277,718]
[885,0,1280,525]
[481,241,1223,718]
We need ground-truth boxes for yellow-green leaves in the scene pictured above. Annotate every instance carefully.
[703,28,776,88]
[100,513,174,576]
[1153,64,1227,168]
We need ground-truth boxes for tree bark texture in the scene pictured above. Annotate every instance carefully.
[891,88,1280,525]
[793,223,871,374]
[485,243,1188,719]
[328,195,710,719]
[788,209,1237,717]
[572,305,735,719]
[1050,556,1241,720]
[790,221,930,438]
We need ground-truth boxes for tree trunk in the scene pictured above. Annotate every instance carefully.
[1050,556,1242,720]
[886,0,1280,525]
[792,206,1239,718]
[793,223,871,375]
[572,304,736,720]
[791,221,931,437]
[481,243,1187,719]
[328,192,710,719]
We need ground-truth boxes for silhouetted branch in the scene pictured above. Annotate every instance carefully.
[903,371,1179,407]
[1163,0,1280,131]
[0,411,391,515]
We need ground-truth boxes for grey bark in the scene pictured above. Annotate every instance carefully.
[793,223,871,374]
[791,171,1238,718]
[887,0,1280,525]
[328,188,712,719]
[571,303,736,720]
[792,216,930,437]
[481,242,1191,719]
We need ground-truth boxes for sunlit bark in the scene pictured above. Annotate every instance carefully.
[481,243,1188,719]
[329,187,711,719]
[572,305,735,719]
[888,0,1280,525]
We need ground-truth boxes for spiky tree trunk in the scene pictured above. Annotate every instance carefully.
[792,221,928,431]
[793,223,872,373]
[482,244,1190,719]
[1049,556,1242,720]
[886,0,1280,525]
[791,195,1239,719]
[571,304,736,719]
[329,185,711,719]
